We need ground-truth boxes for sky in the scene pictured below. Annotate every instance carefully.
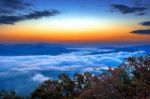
[0,0,150,43]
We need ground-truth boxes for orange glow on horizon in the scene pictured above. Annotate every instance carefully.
[0,18,150,43]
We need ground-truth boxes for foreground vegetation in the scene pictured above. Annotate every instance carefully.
[0,55,150,99]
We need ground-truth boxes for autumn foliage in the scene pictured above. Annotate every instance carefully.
[0,55,150,99]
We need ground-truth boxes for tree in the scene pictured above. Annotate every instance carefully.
[8,55,150,99]
[0,89,23,99]
[31,80,62,99]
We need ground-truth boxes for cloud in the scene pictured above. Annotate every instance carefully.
[131,21,150,35]
[0,48,146,95]
[132,0,150,7]
[32,74,49,82]
[82,66,109,72]
[137,12,147,16]
[0,0,31,15]
[0,10,59,25]
[25,10,59,19]
[131,29,150,35]
[141,21,150,26]
[0,48,145,74]
[0,0,59,25]
[111,4,147,14]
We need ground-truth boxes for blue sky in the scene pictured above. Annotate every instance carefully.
[0,0,150,43]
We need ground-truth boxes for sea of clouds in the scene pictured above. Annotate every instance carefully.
[0,47,145,95]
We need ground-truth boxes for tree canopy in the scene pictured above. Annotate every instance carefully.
[1,55,150,99]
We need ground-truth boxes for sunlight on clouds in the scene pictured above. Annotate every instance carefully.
[47,18,99,32]
[22,17,125,33]
[0,47,146,95]
[1,17,150,42]
[32,74,49,82]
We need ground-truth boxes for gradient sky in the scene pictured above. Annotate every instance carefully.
[0,0,150,43]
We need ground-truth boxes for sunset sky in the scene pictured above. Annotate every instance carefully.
[0,0,150,43]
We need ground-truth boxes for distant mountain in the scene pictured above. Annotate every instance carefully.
[113,45,150,54]
[123,45,150,53]
[87,44,150,55]
[0,43,77,56]
[0,43,149,56]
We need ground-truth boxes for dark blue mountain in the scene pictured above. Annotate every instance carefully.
[124,45,150,53]
[113,45,150,54]
[0,43,77,56]
[87,44,150,55]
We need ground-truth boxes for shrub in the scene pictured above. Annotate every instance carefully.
[1,55,150,99]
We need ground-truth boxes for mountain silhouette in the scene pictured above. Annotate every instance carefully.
[0,43,77,56]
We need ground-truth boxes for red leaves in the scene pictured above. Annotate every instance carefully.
[2,55,149,99]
